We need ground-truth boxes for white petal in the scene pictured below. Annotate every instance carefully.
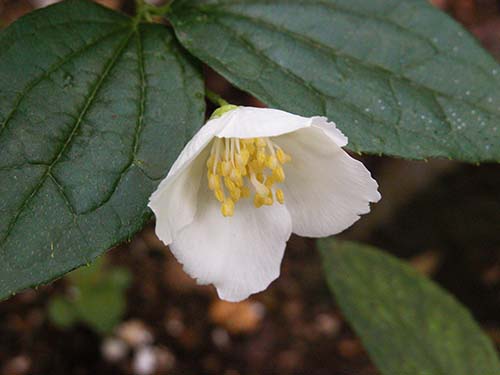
[169,184,292,302]
[160,118,224,184]
[277,127,380,237]
[148,147,209,245]
[148,114,229,244]
[311,116,348,147]
[216,107,314,139]
[150,107,321,198]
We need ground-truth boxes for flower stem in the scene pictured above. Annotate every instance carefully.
[206,89,229,107]
[135,0,173,23]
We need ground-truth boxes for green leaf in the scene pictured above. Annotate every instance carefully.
[318,239,500,375]
[170,0,500,162]
[47,258,131,334]
[48,296,77,329]
[0,0,205,299]
[74,285,129,335]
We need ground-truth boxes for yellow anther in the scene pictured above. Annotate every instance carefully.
[266,155,278,169]
[230,168,242,181]
[250,160,263,173]
[246,143,256,155]
[256,138,267,147]
[273,166,285,182]
[235,155,244,168]
[264,176,275,189]
[207,136,291,216]
[221,198,235,217]
[221,161,231,176]
[253,195,264,208]
[235,176,244,187]
[241,138,254,145]
[256,150,266,165]
[230,187,241,201]
[276,189,285,204]
[208,173,220,191]
[276,148,291,164]
[262,196,273,206]
[241,186,251,198]
[236,149,250,167]
[214,189,224,202]
[224,176,237,191]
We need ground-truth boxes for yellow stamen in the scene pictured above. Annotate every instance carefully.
[253,195,264,208]
[221,161,231,176]
[262,196,273,206]
[208,172,220,191]
[276,148,292,164]
[221,198,235,217]
[207,136,291,217]
[273,166,285,183]
[214,189,224,202]
[264,176,275,189]
[266,155,278,170]
[276,189,285,204]
[256,138,267,148]
[256,150,266,165]
[230,187,241,201]
[230,168,242,182]
[241,186,251,198]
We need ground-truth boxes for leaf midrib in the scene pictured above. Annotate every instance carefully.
[1,29,135,245]
[0,25,130,140]
[85,27,149,216]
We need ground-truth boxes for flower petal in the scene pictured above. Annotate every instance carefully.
[148,113,230,244]
[216,107,313,139]
[148,148,208,245]
[311,116,348,147]
[277,127,380,237]
[161,118,223,183]
[169,184,293,302]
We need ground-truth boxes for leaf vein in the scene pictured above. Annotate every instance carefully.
[215,8,500,117]
[0,25,129,139]
[1,30,134,244]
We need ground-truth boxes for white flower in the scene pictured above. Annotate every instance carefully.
[149,106,380,302]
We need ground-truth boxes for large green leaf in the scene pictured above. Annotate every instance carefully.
[318,239,500,375]
[170,0,500,162]
[0,0,205,299]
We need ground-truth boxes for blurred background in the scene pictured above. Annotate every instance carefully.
[1,0,500,374]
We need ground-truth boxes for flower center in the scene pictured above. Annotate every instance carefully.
[206,137,292,217]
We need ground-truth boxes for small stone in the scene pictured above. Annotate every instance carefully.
[133,346,157,375]
[209,300,265,334]
[153,346,176,372]
[482,264,500,286]
[315,313,341,337]
[211,328,230,348]
[2,355,31,375]
[410,250,442,276]
[116,320,153,348]
[337,338,364,358]
[165,318,184,337]
[101,337,128,363]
